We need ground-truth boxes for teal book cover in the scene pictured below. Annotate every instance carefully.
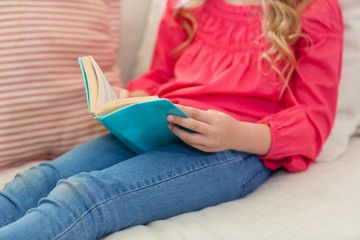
[99,99,188,154]
[78,56,189,154]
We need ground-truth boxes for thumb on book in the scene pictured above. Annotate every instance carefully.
[118,88,130,99]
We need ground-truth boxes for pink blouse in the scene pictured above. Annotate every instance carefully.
[127,0,344,172]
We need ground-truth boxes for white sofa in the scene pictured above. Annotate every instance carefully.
[1,0,360,239]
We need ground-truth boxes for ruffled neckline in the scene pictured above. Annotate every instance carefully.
[207,0,263,17]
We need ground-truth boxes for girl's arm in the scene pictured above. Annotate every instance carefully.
[256,0,344,172]
[169,0,344,173]
[167,105,272,155]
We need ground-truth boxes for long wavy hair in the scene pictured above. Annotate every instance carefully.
[174,0,310,94]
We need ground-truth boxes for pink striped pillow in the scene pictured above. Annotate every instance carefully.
[0,0,122,166]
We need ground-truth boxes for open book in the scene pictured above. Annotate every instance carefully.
[78,56,188,154]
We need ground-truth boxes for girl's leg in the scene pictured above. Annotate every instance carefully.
[0,134,136,227]
[0,143,273,240]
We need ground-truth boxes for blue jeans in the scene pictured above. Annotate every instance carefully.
[0,134,273,239]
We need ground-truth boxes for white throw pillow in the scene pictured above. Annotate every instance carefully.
[337,0,360,114]
[132,0,360,162]
[0,0,122,166]
[131,0,166,79]
[318,0,360,161]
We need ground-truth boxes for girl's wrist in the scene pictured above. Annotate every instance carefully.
[232,121,271,156]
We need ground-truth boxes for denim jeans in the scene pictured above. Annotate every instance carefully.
[0,134,273,239]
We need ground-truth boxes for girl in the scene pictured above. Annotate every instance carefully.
[0,0,343,239]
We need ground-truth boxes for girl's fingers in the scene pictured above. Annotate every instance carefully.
[175,105,213,124]
[167,115,208,134]
[168,123,207,146]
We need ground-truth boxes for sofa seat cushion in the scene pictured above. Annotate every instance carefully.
[104,137,360,240]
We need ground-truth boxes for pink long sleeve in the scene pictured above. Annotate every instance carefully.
[127,0,186,95]
[259,1,344,172]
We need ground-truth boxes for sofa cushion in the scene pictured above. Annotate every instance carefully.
[0,0,122,166]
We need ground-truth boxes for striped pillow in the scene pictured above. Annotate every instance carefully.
[0,0,122,166]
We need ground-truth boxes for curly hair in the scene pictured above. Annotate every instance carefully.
[173,0,310,94]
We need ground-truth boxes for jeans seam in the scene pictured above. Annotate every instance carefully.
[237,166,266,199]
[54,155,240,239]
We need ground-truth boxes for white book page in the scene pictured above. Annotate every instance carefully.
[90,56,118,107]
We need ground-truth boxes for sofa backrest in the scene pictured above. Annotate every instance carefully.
[119,0,152,82]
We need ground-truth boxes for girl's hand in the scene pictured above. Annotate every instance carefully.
[129,90,150,97]
[167,105,240,152]
[117,89,150,98]
[167,105,272,155]
[118,88,130,98]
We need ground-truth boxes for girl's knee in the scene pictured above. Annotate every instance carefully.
[44,173,104,208]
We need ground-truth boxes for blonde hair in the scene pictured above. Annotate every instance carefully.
[174,0,310,94]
